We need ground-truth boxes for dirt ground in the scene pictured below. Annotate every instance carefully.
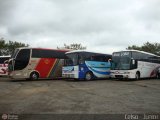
[0,77,160,119]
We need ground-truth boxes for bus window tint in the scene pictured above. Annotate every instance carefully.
[63,59,73,66]
[92,55,107,62]
[112,52,131,70]
[66,53,78,66]
[32,49,67,59]
[14,49,30,70]
[78,55,85,64]
[119,57,130,70]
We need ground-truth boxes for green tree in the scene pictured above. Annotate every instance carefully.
[58,43,87,50]
[0,38,29,56]
[127,42,160,56]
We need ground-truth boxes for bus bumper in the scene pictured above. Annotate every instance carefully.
[62,73,75,78]
[111,71,135,79]
[8,71,29,79]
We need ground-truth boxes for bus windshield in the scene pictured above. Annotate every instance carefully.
[111,52,131,70]
[66,53,78,66]
[63,59,73,66]
[11,49,19,58]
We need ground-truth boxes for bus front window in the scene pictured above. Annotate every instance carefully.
[111,56,120,70]
[14,49,30,70]
[8,49,20,72]
[11,49,19,58]
[66,53,78,66]
[119,57,131,70]
[112,52,131,70]
[112,57,131,70]
[63,59,73,66]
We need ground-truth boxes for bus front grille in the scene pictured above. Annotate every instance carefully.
[115,75,123,78]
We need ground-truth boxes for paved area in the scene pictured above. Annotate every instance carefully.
[0,77,160,119]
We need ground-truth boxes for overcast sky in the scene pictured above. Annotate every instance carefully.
[0,0,160,54]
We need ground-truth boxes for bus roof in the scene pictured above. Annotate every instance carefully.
[66,50,111,56]
[15,47,70,52]
[114,50,159,57]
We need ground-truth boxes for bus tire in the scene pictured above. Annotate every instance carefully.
[135,72,140,80]
[85,72,93,80]
[30,72,39,80]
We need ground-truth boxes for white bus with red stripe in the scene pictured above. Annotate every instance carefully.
[0,56,10,76]
[111,50,160,80]
[8,47,68,80]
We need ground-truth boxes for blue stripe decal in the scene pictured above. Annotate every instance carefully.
[88,66,110,75]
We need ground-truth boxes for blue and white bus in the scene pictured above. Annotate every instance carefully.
[62,50,112,80]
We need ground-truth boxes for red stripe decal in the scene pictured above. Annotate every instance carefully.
[35,58,56,78]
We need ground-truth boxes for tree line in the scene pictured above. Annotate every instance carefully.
[0,37,160,56]
[127,42,160,56]
[0,38,29,56]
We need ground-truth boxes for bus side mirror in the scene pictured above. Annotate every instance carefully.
[4,60,9,64]
[108,59,112,62]
[132,59,135,65]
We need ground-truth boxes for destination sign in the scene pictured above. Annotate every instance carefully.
[113,52,130,57]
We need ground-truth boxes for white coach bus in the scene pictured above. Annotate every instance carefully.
[111,50,160,80]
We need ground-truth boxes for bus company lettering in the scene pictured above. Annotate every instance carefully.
[44,59,50,64]
[113,52,129,57]
[121,52,130,56]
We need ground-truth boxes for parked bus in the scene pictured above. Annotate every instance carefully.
[0,56,10,76]
[62,50,112,80]
[111,50,160,80]
[8,47,68,80]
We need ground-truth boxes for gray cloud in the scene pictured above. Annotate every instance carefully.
[0,0,18,24]
[0,0,160,53]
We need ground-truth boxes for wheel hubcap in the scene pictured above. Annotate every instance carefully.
[32,73,37,79]
[86,73,91,80]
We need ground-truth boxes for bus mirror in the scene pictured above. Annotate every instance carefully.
[108,59,112,62]
[4,60,9,64]
[132,59,135,65]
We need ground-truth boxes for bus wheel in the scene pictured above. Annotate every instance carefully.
[30,72,39,80]
[135,72,140,80]
[85,72,93,80]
